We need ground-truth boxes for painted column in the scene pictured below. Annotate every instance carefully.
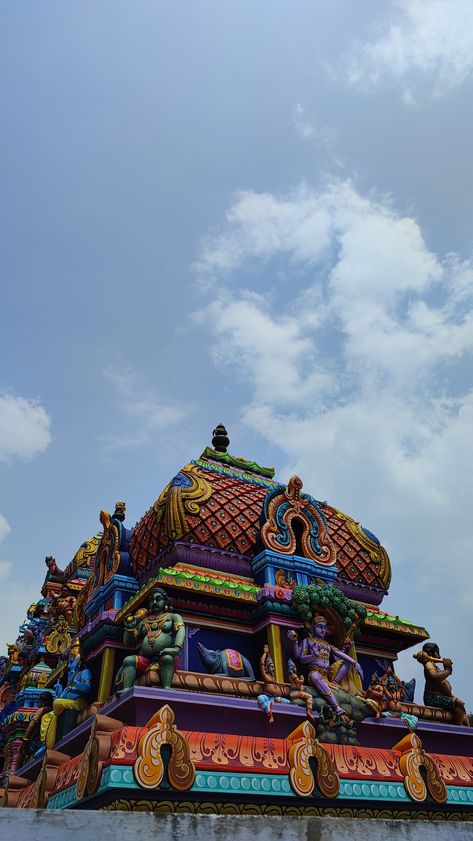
[266,624,284,683]
[97,647,116,702]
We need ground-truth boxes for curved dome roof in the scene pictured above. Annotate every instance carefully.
[130,448,391,597]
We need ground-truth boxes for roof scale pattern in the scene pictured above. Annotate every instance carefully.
[130,454,391,593]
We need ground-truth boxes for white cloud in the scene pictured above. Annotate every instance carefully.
[102,364,188,450]
[194,291,334,405]
[343,0,473,97]
[0,394,52,462]
[292,104,346,167]
[195,179,473,700]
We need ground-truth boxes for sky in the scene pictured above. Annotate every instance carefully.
[1,0,473,704]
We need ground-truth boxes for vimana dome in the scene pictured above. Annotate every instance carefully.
[0,426,471,818]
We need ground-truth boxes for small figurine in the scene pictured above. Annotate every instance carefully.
[49,586,76,626]
[44,640,91,748]
[257,645,291,723]
[116,587,185,691]
[287,658,316,722]
[196,642,255,680]
[44,555,65,584]
[20,691,54,760]
[364,674,417,730]
[414,642,469,726]
[275,569,296,590]
[288,614,362,722]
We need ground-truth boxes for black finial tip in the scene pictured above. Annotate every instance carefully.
[212,423,229,453]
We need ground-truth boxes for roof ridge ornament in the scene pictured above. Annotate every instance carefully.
[211,423,229,453]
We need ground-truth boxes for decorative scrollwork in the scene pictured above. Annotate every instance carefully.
[153,464,212,541]
[77,714,123,800]
[44,616,71,654]
[331,506,391,588]
[133,704,195,791]
[394,733,447,804]
[261,476,336,565]
[287,720,339,798]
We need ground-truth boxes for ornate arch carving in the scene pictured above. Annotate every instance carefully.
[261,476,336,566]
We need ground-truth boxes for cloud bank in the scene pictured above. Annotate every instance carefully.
[343,0,473,97]
[0,394,52,462]
[195,179,473,698]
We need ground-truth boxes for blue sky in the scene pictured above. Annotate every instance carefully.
[1,1,473,703]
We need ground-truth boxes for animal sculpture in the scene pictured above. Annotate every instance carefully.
[196,642,255,680]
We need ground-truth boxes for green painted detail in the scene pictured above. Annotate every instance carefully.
[251,601,295,621]
[195,459,276,488]
[363,609,428,637]
[118,567,259,621]
[339,781,408,801]
[193,771,292,796]
[157,566,259,595]
[199,447,275,479]
[81,622,123,654]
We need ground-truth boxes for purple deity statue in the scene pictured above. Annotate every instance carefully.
[288,614,363,720]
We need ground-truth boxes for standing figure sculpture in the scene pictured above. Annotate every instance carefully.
[288,615,363,721]
[117,587,185,691]
[414,642,469,726]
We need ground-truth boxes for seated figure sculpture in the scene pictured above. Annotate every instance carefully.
[118,587,185,691]
[257,645,291,723]
[288,614,363,721]
[414,642,469,726]
[44,641,91,748]
[287,657,315,722]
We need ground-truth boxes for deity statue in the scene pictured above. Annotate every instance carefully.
[288,614,363,721]
[44,555,65,584]
[414,642,469,726]
[363,672,417,730]
[44,640,91,748]
[49,586,76,626]
[287,657,316,722]
[256,645,291,723]
[117,587,185,691]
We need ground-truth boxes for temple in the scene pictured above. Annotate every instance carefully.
[0,426,471,819]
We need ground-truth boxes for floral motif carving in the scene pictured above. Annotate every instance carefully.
[154,465,213,541]
[288,720,339,798]
[394,733,447,804]
[44,616,71,655]
[329,745,401,780]
[187,732,288,772]
[134,704,195,791]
